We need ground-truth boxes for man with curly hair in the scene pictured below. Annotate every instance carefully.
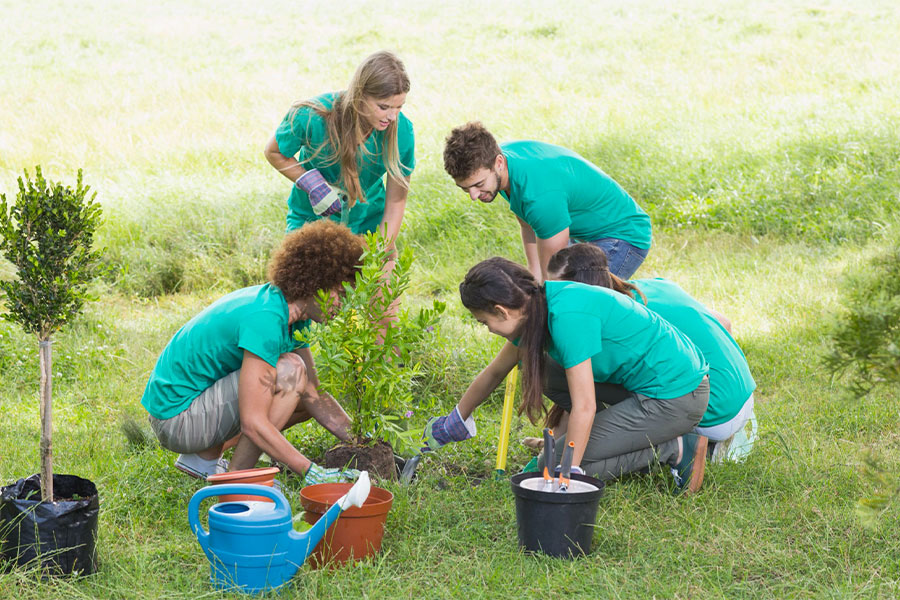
[443,121,652,282]
[141,220,364,484]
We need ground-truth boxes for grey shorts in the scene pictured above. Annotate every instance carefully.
[148,370,242,453]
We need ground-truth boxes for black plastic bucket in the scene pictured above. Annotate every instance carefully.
[1,474,99,575]
[510,472,604,558]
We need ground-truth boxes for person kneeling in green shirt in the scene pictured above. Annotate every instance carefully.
[443,122,651,282]
[547,244,758,463]
[423,256,710,494]
[141,220,363,485]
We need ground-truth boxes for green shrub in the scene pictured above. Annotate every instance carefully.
[824,244,900,394]
[299,232,445,454]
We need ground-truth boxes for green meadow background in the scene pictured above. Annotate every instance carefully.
[1,0,899,598]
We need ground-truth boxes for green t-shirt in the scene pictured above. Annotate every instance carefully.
[275,92,416,234]
[544,280,707,402]
[499,140,651,249]
[141,284,310,420]
[631,278,756,427]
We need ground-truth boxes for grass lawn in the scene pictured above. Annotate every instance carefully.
[2,1,899,598]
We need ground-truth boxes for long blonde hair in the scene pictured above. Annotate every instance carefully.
[291,50,411,207]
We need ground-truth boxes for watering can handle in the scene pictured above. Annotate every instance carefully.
[187,484,289,552]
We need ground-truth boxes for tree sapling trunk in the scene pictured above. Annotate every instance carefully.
[39,339,54,501]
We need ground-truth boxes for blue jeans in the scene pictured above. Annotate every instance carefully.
[581,237,649,279]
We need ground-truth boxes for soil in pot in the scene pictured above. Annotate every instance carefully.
[0,474,99,575]
[324,439,396,480]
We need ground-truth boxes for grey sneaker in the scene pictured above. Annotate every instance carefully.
[174,454,229,479]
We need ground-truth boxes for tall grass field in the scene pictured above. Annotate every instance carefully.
[1,1,899,598]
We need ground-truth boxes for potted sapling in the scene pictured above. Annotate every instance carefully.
[299,230,444,479]
[297,232,443,567]
[0,167,103,575]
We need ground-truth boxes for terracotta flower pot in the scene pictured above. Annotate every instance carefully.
[299,482,393,568]
[206,467,280,502]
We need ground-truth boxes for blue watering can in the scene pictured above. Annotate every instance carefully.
[188,472,371,593]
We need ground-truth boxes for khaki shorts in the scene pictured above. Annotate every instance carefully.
[149,370,241,453]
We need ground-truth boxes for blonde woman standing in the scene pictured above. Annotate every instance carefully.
[265,51,415,249]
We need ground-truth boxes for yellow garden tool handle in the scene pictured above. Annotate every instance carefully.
[495,366,519,475]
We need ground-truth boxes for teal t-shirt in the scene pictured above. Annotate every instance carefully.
[141,284,310,420]
[275,92,416,234]
[544,280,707,401]
[631,278,756,427]
[499,140,651,249]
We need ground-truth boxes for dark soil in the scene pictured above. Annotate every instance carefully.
[6,474,98,503]
[324,439,396,481]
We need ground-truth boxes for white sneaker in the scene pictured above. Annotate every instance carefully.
[174,454,229,479]
[709,435,734,464]
[725,411,757,463]
[710,410,758,464]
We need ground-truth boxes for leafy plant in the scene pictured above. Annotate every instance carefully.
[0,167,102,501]
[299,231,444,454]
[824,245,900,395]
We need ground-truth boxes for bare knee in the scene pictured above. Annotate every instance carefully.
[274,352,308,395]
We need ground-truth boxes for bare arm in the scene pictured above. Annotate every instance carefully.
[293,347,352,443]
[517,217,542,282]
[264,135,307,184]
[294,346,320,388]
[536,228,571,281]
[457,341,521,420]
[564,358,597,468]
[237,351,313,474]
[378,175,410,254]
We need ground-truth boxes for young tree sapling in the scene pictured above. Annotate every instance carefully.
[0,167,102,501]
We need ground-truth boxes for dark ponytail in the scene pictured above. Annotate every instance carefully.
[547,244,646,304]
[460,257,548,424]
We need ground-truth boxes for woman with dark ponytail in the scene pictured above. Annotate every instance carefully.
[423,256,712,494]
[548,244,757,463]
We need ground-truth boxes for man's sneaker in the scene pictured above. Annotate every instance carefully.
[672,434,708,494]
[174,454,229,479]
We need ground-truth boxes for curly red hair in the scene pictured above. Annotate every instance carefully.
[267,220,364,302]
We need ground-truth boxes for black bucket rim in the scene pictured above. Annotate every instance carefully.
[510,472,604,504]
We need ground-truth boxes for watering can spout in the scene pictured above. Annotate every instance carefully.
[289,471,372,562]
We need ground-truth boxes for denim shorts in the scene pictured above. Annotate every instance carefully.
[579,237,649,279]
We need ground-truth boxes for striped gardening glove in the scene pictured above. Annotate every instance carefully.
[304,462,360,486]
[295,169,342,217]
[423,406,476,451]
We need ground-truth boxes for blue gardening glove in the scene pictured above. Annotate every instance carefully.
[423,406,476,451]
[295,169,342,217]
[304,462,360,486]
